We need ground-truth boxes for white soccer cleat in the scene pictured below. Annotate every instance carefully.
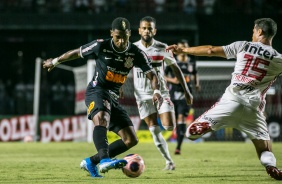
[186,122,211,140]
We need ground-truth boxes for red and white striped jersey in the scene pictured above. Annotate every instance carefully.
[133,39,176,101]
[222,41,282,112]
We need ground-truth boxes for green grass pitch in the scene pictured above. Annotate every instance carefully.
[0,142,281,184]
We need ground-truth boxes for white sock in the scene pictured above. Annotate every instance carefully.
[260,151,276,167]
[149,126,173,164]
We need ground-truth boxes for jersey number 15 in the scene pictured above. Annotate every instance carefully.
[242,54,270,81]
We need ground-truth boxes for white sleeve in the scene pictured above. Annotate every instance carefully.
[222,41,247,59]
[163,50,176,66]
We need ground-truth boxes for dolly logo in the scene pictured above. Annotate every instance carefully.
[124,57,134,68]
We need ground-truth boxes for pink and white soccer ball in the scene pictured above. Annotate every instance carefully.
[122,154,145,178]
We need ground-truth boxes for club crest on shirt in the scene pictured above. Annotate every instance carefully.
[124,57,134,68]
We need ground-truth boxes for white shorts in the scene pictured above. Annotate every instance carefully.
[196,98,270,140]
[136,95,175,119]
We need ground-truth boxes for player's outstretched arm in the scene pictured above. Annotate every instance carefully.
[146,71,163,109]
[170,64,193,105]
[166,45,226,58]
[42,48,81,72]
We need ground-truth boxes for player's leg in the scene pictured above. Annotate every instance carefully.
[185,98,237,140]
[252,139,282,180]
[157,111,176,170]
[97,103,137,173]
[175,100,190,155]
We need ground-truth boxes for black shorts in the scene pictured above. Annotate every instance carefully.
[173,99,191,117]
[85,84,133,133]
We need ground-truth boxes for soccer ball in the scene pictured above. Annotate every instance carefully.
[122,154,145,178]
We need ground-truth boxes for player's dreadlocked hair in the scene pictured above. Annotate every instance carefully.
[112,17,130,31]
[254,18,277,38]
[140,16,156,25]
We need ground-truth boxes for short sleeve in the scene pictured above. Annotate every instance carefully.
[222,41,248,59]
[80,40,100,58]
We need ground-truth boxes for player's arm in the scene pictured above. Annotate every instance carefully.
[145,71,163,109]
[42,48,81,72]
[170,64,193,105]
[166,45,226,58]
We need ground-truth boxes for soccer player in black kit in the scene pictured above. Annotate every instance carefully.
[43,17,163,178]
[165,39,200,155]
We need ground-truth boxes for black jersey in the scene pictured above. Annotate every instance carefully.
[80,38,153,96]
[165,56,197,100]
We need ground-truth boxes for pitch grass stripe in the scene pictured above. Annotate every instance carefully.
[0,142,281,184]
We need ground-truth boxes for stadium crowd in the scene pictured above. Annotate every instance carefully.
[0,0,281,15]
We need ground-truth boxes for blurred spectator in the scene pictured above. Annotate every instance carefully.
[75,0,90,12]
[61,0,75,13]
[154,0,166,13]
[183,0,196,14]
[91,0,107,13]
[35,0,47,14]
[203,0,215,15]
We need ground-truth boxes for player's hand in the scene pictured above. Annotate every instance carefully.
[184,91,193,105]
[42,58,55,72]
[152,93,163,110]
[166,45,184,55]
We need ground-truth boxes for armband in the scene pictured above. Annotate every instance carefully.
[51,57,59,66]
[153,89,161,96]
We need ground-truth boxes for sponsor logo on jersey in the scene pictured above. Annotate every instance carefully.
[244,43,277,60]
[103,49,113,53]
[82,42,98,53]
[106,70,127,84]
[125,52,135,56]
[87,101,95,115]
[115,56,123,62]
[124,57,134,68]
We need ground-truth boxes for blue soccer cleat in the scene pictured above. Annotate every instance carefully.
[80,158,103,178]
[99,158,128,173]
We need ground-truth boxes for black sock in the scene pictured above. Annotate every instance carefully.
[90,139,129,164]
[93,126,109,160]
[109,139,129,158]
[176,124,186,150]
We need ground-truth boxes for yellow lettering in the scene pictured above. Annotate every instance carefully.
[106,71,127,84]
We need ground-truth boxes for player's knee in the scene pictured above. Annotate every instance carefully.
[124,137,138,148]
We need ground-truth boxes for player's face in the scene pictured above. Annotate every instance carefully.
[252,25,261,42]
[111,29,131,51]
[139,21,156,43]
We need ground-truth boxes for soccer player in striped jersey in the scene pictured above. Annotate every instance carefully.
[133,16,193,170]
[167,18,282,180]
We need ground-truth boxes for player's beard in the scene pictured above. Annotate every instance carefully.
[141,35,153,43]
